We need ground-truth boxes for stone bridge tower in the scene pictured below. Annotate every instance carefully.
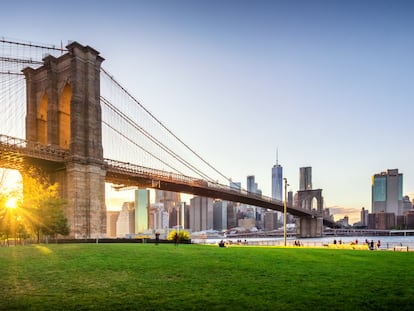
[296,189,324,238]
[23,42,106,238]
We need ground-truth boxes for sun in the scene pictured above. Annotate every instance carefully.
[5,197,17,209]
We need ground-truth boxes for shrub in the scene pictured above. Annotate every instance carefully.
[167,229,191,241]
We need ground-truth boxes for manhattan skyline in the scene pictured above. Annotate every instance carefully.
[1,0,414,223]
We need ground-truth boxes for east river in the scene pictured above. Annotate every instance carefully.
[192,235,414,250]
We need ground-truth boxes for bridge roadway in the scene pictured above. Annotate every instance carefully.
[0,134,336,227]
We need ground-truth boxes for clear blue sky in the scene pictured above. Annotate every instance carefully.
[2,0,414,222]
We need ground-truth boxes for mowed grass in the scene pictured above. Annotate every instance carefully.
[1,244,413,311]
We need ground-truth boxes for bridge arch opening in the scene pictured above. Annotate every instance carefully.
[37,93,48,145]
[311,197,318,211]
[58,84,71,149]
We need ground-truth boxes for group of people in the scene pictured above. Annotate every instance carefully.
[365,239,381,250]
[218,239,248,247]
[332,238,381,250]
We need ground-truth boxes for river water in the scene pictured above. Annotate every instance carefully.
[192,235,414,250]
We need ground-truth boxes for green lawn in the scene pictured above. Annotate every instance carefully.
[0,243,413,310]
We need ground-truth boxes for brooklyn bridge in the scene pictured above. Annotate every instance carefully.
[0,39,336,238]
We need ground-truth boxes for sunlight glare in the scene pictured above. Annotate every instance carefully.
[6,197,17,209]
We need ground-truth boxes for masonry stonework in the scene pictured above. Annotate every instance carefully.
[296,189,324,238]
[23,42,106,238]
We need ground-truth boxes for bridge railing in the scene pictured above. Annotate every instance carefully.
[104,158,330,220]
[0,134,68,162]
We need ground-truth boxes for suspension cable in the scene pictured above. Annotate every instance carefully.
[101,96,214,181]
[0,38,67,52]
[101,67,232,183]
[102,120,185,175]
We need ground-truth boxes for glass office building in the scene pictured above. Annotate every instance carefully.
[135,189,149,233]
[271,163,283,201]
[372,169,403,216]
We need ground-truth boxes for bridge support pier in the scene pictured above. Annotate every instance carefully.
[23,42,106,238]
[66,163,106,239]
[296,216,323,238]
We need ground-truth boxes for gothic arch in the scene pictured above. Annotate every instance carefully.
[297,189,323,214]
[37,93,48,145]
[58,83,71,149]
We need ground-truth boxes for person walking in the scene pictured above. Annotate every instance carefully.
[155,232,160,245]
[174,232,179,246]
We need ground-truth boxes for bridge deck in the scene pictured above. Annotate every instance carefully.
[0,135,336,227]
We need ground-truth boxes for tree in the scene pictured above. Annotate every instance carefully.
[20,169,70,243]
[167,229,191,242]
[0,189,23,245]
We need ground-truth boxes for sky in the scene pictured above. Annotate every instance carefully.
[1,0,414,223]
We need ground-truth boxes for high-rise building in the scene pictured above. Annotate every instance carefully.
[135,189,149,233]
[372,169,403,216]
[299,167,312,190]
[213,200,228,231]
[189,196,214,232]
[116,202,135,237]
[155,190,181,228]
[287,191,293,207]
[271,157,283,201]
[368,212,396,230]
[247,175,257,193]
[106,211,120,238]
[402,195,413,213]
[150,203,169,230]
[226,202,238,229]
[264,211,278,231]
[361,207,368,227]
[246,175,263,226]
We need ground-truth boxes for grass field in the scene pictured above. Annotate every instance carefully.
[1,243,413,310]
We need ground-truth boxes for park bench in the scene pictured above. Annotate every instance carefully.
[393,246,408,252]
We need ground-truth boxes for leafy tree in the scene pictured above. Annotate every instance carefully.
[20,169,70,243]
[0,196,12,244]
[167,229,191,242]
[0,189,22,244]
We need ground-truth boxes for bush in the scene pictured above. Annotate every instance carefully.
[167,229,191,241]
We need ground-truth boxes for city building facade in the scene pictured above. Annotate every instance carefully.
[372,169,403,216]
[135,189,149,234]
[264,211,278,231]
[271,162,283,201]
[361,207,368,227]
[189,196,214,232]
[116,202,135,237]
[155,190,181,228]
[213,200,228,231]
[368,212,395,230]
[106,211,120,238]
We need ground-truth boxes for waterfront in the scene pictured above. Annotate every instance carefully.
[192,235,414,250]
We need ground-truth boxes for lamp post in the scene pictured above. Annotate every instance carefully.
[283,178,289,247]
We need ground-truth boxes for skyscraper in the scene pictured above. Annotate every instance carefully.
[135,189,149,233]
[155,190,181,228]
[372,169,403,216]
[299,167,312,190]
[246,175,257,193]
[360,207,368,227]
[246,175,262,226]
[189,196,214,232]
[271,155,283,201]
